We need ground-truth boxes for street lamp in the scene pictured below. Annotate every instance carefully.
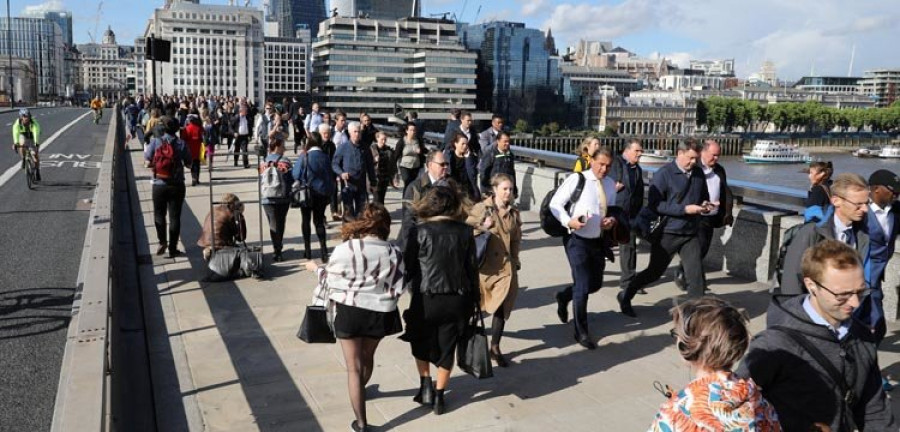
[6,0,14,107]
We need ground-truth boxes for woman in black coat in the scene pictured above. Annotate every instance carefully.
[400,185,478,416]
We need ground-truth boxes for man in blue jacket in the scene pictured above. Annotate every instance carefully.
[857,169,900,342]
[332,121,376,221]
[618,140,710,317]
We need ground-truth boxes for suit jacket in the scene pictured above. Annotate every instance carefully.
[866,203,900,288]
[230,114,254,137]
[478,127,500,154]
[607,154,644,228]
[704,163,735,229]
[461,128,481,159]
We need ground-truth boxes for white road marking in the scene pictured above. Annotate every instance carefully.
[0,110,93,188]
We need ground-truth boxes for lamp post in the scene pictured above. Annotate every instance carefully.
[6,0,14,107]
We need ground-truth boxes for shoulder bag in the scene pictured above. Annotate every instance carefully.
[291,154,311,208]
[457,305,493,379]
[474,206,493,268]
[297,266,336,344]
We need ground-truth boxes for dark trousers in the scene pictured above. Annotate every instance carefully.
[342,185,368,220]
[233,134,250,167]
[399,167,418,195]
[618,230,639,290]
[262,203,290,254]
[190,159,200,183]
[330,183,340,215]
[624,233,705,300]
[855,285,887,343]
[373,177,390,205]
[559,235,606,338]
[151,182,186,252]
[301,192,330,255]
[676,218,714,285]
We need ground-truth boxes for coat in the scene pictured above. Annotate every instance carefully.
[467,197,522,319]
[197,205,247,250]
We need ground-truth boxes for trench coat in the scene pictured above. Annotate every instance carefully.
[466,197,522,319]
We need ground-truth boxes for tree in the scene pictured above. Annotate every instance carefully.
[548,122,560,135]
[513,119,530,134]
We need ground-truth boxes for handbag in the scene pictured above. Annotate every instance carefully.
[474,207,493,268]
[297,267,336,343]
[290,154,311,208]
[457,306,494,379]
[205,243,263,282]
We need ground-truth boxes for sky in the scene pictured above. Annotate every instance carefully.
[9,0,900,81]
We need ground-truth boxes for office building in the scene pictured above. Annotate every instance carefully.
[311,16,477,121]
[569,40,671,84]
[859,69,900,107]
[689,59,735,77]
[659,73,724,91]
[331,0,420,20]
[272,0,326,39]
[144,0,265,101]
[792,76,861,95]
[593,87,697,135]
[264,28,311,99]
[461,21,559,124]
[0,17,65,100]
[133,38,146,96]
[559,64,641,128]
[78,27,135,100]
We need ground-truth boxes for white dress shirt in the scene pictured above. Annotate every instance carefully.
[869,201,894,236]
[238,116,248,135]
[702,163,721,216]
[549,170,617,239]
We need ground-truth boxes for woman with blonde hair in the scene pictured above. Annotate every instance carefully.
[649,297,781,431]
[573,136,601,172]
[466,173,521,367]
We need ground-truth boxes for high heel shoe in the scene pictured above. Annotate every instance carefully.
[490,346,509,368]
[413,377,434,406]
[433,389,445,415]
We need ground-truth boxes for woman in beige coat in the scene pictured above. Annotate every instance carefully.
[466,173,522,367]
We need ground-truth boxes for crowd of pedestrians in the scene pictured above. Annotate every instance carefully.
[126,93,900,431]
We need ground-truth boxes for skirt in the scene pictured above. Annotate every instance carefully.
[332,302,403,339]
[401,292,471,369]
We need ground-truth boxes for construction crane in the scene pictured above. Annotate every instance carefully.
[86,1,103,43]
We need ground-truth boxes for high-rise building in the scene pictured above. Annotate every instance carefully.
[78,27,135,100]
[133,38,146,96]
[264,28,311,99]
[312,16,476,120]
[271,0,326,39]
[461,21,559,125]
[144,0,265,101]
[330,0,420,20]
[859,69,900,107]
[0,17,65,99]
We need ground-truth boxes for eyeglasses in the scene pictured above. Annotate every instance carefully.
[834,194,869,209]
[430,161,449,167]
[811,280,871,302]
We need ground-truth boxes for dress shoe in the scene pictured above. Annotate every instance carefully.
[617,290,636,318]
[156,244,167,256]
[555,291,569,324]
[433,389,445,415]
[167,249,183,258]
[575,334,597,350]
[273,252,284,262]
[490,346,509,367]
[413,377,434,406]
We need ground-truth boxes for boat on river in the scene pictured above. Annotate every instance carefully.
[880,145,900,159]
[743,140,811,164]
[852,146,882,158]
[640,149,674,165]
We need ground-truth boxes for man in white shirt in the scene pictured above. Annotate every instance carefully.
[858,169,900,342]
[550,147,620,350]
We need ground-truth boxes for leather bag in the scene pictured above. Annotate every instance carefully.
[457,307,494,379]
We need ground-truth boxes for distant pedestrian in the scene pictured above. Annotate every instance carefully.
[259,135,293,262]
[466,173,521,367]
[478,114,504,154]
[457,111,481,159]
[292,106,306,154]
[478,131,516,197]
[805,160,834,222]
[304,102,323,142]
[400,185,478,415]
[182,114,204,186]
[230,104,253,168]
[608,140,645,294]
[443,131,480,201]
[332,121,377,221]
[144,116,192,258]
[650,297,781,431]
[293,134,336,261]
[395,122,424,193]
[370,132,396,205]
[305,204,404,432]
[407,111,425,144]
[442,108,461,151]
[572,136,600,173]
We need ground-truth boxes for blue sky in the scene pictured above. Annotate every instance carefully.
[11,0,900,80]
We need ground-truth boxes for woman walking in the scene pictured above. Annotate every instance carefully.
[401,185,479,415]
[443,132,480,201]
[395,122,424,192]
[466,173,522,367]
[304,204,405,432]
[182,113,204,186]
[259,134,293,262]
[804,160,834,222]
[573,136,601,173]
[292,135,336,261]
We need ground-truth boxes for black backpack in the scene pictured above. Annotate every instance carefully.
[540,173,587,237]
[773,221,818,286]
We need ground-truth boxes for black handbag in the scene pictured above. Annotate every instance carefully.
[297,305,336,344]
[457,307,494,379]
[474,231,491,268]
[205,243,263,282]
[290,155,311,208]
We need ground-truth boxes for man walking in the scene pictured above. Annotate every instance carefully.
[737,240,895,431]
[442,108,461,151]
[144,117,193,258]
[479,131,516,197]
[618,140,711,317]
[397,150,449,251]
[608,140,644,294]
[674,139,734,290]
[478,115,504,154]
[550,148,620,350]
[304,102,323,142]
[458,111,481,159]
[230,104,253,168]
[332,121,377,220]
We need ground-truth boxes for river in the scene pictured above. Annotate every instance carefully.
[714,151,898,191]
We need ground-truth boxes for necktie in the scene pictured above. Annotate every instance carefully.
[842,228,855,247]
[597,177,607,219]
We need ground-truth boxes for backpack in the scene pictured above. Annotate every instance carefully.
[540,173,587,237]
[152,136,177,180]
[260,158,287,199]
[773,221,816,286]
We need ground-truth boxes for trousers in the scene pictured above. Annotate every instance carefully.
[624,233,705,300]
[560,234,606,338]
[152,182,186,252]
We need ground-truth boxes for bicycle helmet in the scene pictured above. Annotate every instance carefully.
[19,108,30,118]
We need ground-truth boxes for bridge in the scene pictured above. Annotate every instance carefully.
[7,108,900,431]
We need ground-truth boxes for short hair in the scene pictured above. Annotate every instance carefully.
[491,115,504,123]
[831,172,867,197]
[375,131,387,140]
[405,122,417,132]
[578,136,600,157]
[335,111,347,121]
[801,239,862,282]
[490,173,514,189]
[411,184,466,221]
[450,108,461,119]
[317,123,331,134]
[676,138,703,154]
[590,146,613,160]
[340,203,392,241]
[496,131,511,141]
[460,110,472,120]
[347,121,361,133]
[809,161,834,180]
[702,139,720,150]
[670,297,749,371]
[425,149,443,164]
[408,111,418,119]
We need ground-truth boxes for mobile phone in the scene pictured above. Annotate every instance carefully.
[577,215,587,223]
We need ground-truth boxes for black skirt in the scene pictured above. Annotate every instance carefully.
[332,302,403,339]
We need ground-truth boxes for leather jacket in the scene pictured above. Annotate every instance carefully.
[407,217,479,298]
[197,206,247,250]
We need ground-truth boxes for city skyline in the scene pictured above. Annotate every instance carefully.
[6,0,899,80]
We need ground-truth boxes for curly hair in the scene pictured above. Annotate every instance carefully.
[670,297,749,371]
[340,203,392,241]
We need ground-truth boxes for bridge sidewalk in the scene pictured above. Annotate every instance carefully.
[127,140,900,431]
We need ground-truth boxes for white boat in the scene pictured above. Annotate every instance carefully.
[640,149,674,165]
[852,146,881,158]
[879,145,900,159]
[742,140,811,164]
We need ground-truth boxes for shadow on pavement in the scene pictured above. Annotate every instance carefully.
[0,287,73,340]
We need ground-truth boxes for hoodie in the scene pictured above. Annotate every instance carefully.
[736,295,894,431]
[649,371,781,431]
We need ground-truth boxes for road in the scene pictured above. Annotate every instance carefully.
[0,107,109,432]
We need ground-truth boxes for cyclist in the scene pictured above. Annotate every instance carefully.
[12,108,41,181]
[90,96,103,123]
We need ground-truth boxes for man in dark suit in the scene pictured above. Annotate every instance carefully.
[858,169,900,342]
[442,108,461,151]
[608,139,645,293]
[230,104,253,168]
[675,139,734,290]
[458,111,480,159]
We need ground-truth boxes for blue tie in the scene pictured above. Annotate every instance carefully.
[842,228,856,247]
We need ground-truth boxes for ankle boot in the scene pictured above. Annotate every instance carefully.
[303,240,312,260]
[413,377,434,406]
[433,389,445,415]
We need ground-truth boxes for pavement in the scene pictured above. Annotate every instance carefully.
[128,135,900,432]
[0,107,106,432]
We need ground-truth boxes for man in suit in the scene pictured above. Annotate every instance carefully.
[858,170,900,342]
[478,115,504,154]
[458,111,481,159]
[442,108,461,151]
[230,104,253,168]
[608,139,645,293]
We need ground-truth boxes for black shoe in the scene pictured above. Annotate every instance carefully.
[433,390,445,415]
[413,377,434,406]
[576,334,597,350]
[303,250,312,260]
[490,346,510,367]
[555,291,569,324]
[273,253,283,263]
[156,244,167,256]
[617,290,636,318]
[350,420,367,432]
[636,288,648,295]
[243,164,250,169]
[35,170,41,182]
[167,249,183,258]
[674,269,687,292]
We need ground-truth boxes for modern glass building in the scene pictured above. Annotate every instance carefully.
[460,21,559,125]
[312,16,476,120]
[330,0,420,21]
[0,17,65,99]
[793,76,861,95]
[272,0,326,39]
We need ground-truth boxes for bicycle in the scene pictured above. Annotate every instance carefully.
[93,108,103,124]
[15,144,40,189]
